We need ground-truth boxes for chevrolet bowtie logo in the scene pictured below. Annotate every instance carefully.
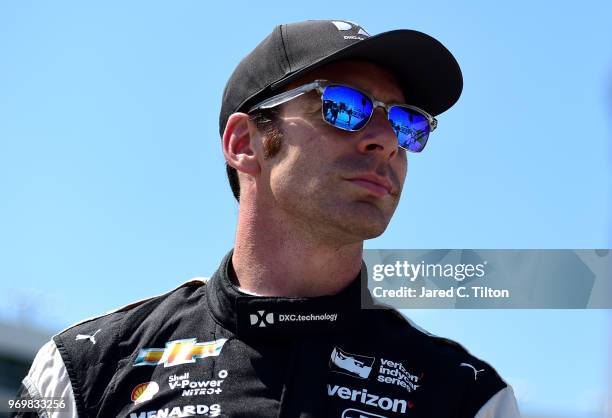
[134,338,228,367]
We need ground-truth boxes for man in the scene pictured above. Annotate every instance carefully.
[13,20,520,418]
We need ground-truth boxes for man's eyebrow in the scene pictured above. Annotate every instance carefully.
[325,80,404,104]
[374,93,406,105]
[376,86,406,104]
[358,85,405,104]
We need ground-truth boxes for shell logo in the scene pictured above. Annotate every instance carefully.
[131,381,159,404]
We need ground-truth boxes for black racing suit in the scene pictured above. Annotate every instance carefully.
[13,251,520,417]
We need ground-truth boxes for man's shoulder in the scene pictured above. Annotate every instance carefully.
[23,279,211,416]
[365,309,516,416]
[52,278,210,360]
[369,308,508,385]
[372,308,481,352]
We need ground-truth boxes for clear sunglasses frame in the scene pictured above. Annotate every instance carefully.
[247,79,438,151]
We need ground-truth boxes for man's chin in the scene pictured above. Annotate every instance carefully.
[333,205,394,239]
[360,226,388,240]
[336,219,390,241]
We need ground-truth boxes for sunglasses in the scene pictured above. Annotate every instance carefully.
[248,79,437,152]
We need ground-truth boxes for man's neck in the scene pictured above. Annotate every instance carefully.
[231,198,363,298]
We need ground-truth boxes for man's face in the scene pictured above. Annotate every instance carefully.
[254,60,408,243]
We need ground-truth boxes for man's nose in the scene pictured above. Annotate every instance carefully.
[355,108,399,159]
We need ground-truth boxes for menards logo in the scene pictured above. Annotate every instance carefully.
[134,338,228,368]
[129,403,221,418]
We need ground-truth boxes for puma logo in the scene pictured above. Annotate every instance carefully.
[76,329,101,345]
[460,362,485,381]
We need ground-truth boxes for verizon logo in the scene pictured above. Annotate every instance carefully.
[327,384,409,414]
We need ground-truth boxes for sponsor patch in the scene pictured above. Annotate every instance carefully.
[129,403,221,418]
[249,310,338,327]
[332,20,353,31]
[376,358,423,392]
[377,358,421,393]
[330,20,370,37]
[134,338,228,368]
[168,370,227,397]
[329,346,375,379]
[131,382,159,404]
[250,310,274,327]
[278,312,337,322]
[327,384,411,414]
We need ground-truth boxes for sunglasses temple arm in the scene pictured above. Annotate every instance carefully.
[248,81,321,112]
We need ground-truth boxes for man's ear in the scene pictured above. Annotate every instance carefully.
[222,113,260,176]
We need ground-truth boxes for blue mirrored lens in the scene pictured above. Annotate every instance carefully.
[388,106,430,152]
[322,85,373,131]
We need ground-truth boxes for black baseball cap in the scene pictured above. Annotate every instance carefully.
[219,19,462,137]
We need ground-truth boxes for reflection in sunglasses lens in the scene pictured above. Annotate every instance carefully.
[322,86,373,131]
[321,85,430,152]
[388,106,430,152]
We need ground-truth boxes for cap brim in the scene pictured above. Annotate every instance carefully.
[270,29,462,117]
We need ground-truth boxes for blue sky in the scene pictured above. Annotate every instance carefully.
[1,1,611,417]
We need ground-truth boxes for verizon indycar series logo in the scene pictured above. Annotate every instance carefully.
[329,346,375,379]
[377,358,421,393]
[134,338,228,367]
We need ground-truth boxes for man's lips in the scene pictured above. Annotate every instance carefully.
[346,175,393,197]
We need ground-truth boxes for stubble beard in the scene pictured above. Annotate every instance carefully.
[274,174,398,246]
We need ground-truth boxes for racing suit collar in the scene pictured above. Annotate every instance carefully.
[206,250,374,337]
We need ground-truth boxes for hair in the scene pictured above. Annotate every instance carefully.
[226,107,284,202]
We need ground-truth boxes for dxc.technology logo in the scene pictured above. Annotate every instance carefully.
[250,310,274,327]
